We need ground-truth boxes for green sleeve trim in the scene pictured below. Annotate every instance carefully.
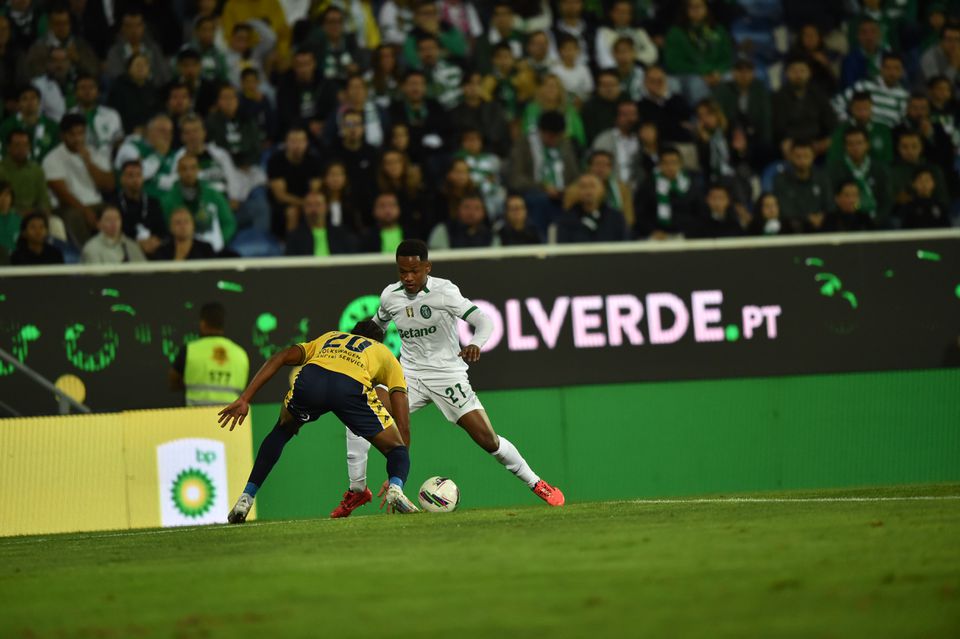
[461,305,478,320]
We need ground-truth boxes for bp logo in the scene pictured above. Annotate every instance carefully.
[157,438,229,527]
[170,468,216,518]
[420,305,432,319]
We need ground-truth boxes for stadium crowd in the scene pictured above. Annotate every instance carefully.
[0,0,958,265]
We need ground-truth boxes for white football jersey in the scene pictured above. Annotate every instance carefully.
[376,276,478,378]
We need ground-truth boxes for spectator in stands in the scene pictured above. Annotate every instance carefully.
[23,3,98,79]
[595,0,657,70]
[170,48,219,118]
[403,0,468,67]
[920,21,960,86]
[328,108,378,223]
[889,131,951,209]
[107,53,161,135]
[893,93,957,193]
[450,72,511,158]
[693,98,751,205]
[928,75,960,146]
[495,193,541,246]
[105,9,171,85]
[550,0,597,67]
[0,85,58,161]
[70,74,124,164]
[388,69,452,168]
[415,34,465,110]
[321,160,363,234]
[114,114,176,199]
[834,52,909,129]
[222,0,292,67]
[0,180,19,259]
[712,58,773,165]
[80,205,147,264]
[580,69,624,146]
[688,182,746,239]
[610,37,646,101]
[0,129,51,216]
[893,168,952,229]
[556,173,627,243]
[190,15,229,83]
[428,192,493,249]
[277,49,335,140]
[477,3,524,72]
[225,20,277,89]
[160,154,236,254]
[748,193,790,236]
[366,43,404,108]
[113,160,167,258]
[521,74,586,149]
[638,121,661,178]
[9,211,64,265]
[30,45,77,123]
[454,128,505,221]
[153,207,216,261]
[4,0,43,51]
[528,30,560,77]
[329,74,387,148]
[239,68,277,143]
[635,147,700,239]
[376,148,429,239]
[663,0,734,104]
[565,150,635,229]
[43,113,114,245]
[638,65,692,144]
[481,42,536,122]
[840,17,884,89]
[360,192,406,254]
[430,157,478,229]
[828,92,894,166]
[772,140,833,233]
[285,191,358,256]
[824,180,874,232]
[267,126,322,235]
[773,56,837,158]
[551,34,593,106]
[591,100,641,189]
[171,114,243,208]
[509,111,579,234]
[305,6,364,84]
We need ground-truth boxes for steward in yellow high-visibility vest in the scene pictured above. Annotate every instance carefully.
[169,302,249,406]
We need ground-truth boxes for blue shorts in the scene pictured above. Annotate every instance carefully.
[284,364,393,439]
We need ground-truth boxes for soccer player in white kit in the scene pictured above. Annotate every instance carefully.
[331,239,565,517]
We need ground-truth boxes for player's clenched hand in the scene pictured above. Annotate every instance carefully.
[459,345,481,363]
[218,398,249,431]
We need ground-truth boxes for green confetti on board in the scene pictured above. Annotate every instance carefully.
[20,325,40,341]
[955,284,960,299]
[256,313,278,333]
[815,273,842,296]
[217,280,244,293]
[0,294,6,302]
[805,257,824,267]
[110,304,136,316]
[101,288,120,298]
[725,325,740,342]
[842,292,859,309]
[884,269,894,278]
[917,250,941,262]
[134,324,152,344]
[184,302,194,309]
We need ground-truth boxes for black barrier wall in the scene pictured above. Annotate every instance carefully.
[1,237,958,415]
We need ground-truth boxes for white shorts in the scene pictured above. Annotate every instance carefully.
[407,374,484,423]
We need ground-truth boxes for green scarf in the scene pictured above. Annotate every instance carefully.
[606,177,622,211]
[844,155,876,215]
[654,169,690,223]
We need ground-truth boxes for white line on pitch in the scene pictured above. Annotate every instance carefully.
[629,496,960,504]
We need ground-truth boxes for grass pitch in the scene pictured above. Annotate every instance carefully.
[2,484,959,639]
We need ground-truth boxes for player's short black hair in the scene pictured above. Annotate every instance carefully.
[200,302,226,329]
[396,239,428,261]
[351,319,385,343]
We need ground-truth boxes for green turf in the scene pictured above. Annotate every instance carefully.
[2,484,959,639]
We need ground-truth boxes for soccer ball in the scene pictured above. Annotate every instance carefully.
[418,476,460,513]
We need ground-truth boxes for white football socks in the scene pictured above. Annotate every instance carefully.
[345,426,371,492]
[492,436,540,488]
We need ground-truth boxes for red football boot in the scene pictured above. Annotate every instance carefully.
[532,480,565,506]
[330,488,373,518]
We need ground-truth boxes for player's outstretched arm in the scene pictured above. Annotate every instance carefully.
[217,345,302,431]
